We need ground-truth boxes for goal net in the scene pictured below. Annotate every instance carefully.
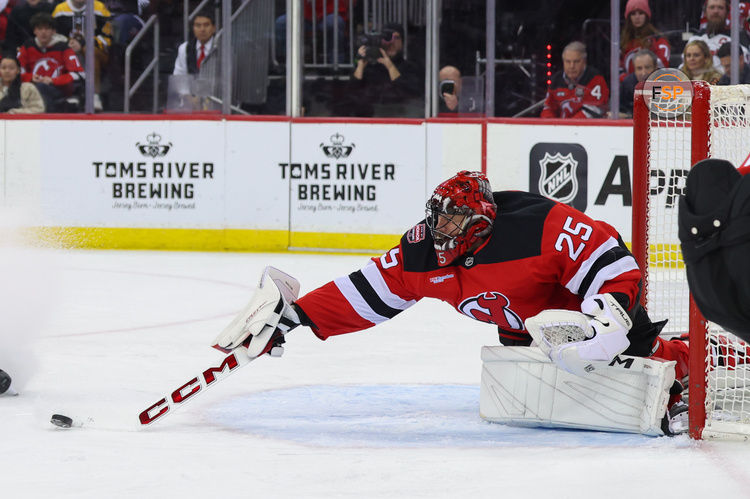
[633,81,750,440]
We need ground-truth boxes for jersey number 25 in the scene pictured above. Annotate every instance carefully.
[554,216,592,261]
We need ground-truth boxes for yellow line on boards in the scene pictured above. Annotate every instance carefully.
[26,227,399,254]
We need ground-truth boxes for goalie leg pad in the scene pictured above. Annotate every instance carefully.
[479,346,675,436]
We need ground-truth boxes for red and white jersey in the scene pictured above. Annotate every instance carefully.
[620,36,670,78]
[540,66,609,119]
[17,39,84,88]
[295,191,642,344]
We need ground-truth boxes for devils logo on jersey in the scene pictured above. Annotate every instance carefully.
[458,291,523,330]
[32,57,64,79]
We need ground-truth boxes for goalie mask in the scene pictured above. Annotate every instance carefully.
[425,171,497,266]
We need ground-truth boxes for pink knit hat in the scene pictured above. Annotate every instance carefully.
[625,0,652,19]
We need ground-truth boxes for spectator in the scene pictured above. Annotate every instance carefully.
[541,41,609,119]
[689,0,750,74]
[276,0,348,64]
[620,48,656,117]
[17,12,84,112]
[0,56,44,113]
[3,0,54,57]
[52,0,112,111]
[717,41,750,84]
[0,0,12,52]
[105,0,144,46]
[438,65,460,114]
[680,39,722,83]
[619,0,669,81]
[173,11,215,76]
[102,0,146,112]
[344,22,422,117]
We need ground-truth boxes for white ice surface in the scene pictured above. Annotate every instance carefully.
[1,248,749,498]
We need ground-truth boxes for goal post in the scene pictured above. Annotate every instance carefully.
[632,80,750,440]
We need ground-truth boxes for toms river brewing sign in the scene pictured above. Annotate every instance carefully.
[93,131,215,212]
[284,124,425,234]
[282,132,394,209]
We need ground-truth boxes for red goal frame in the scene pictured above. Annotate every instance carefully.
[632,81,711,440]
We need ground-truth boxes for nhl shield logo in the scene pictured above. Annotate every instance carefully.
[529,143,588,211]
[537,152,578,204]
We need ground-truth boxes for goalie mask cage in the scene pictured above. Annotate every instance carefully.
[633,81,750,440]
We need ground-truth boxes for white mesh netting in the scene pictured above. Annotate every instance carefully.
[646,101,692,334]
[541,323,588,347]
[704,85,750,434]
[647,84,750,437]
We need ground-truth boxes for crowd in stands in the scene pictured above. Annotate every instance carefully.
[0,0,149,113]
[2,0,750,116]
[539,0,750,119]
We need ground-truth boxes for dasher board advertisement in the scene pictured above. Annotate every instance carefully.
[38,120,226,228]
[487,122,635,240]
[288,122,426,235]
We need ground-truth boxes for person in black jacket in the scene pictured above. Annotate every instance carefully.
[716,42,750,85]
[2,0,54,56]
[172,11,215,76]
[619,49,656,117]
[345,23,423,118]
[678,158,750,342]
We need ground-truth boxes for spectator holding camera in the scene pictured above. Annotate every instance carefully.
[346,23,422,117]
[438,65,460,114]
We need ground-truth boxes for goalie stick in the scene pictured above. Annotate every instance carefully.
[137,346,256,426]
[138,266,297,427]
[136,331,288,427]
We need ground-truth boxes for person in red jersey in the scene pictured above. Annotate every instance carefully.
[541,41,609,119]
[233,171,690,416]
[16,12,84,112]
[619,0,670,81]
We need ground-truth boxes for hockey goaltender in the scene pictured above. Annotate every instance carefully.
[214,171,694,436]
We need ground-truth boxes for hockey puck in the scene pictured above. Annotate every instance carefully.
[50,414,73,428]
[0,369,11,394]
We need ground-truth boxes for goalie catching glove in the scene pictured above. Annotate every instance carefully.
[525,293,633,376]
[213,266,302,358]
